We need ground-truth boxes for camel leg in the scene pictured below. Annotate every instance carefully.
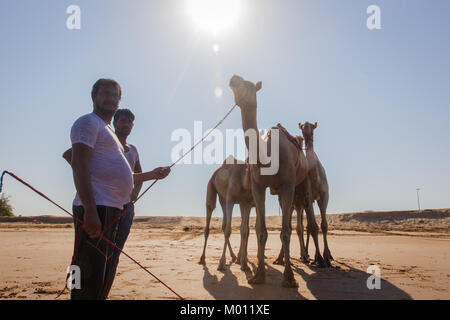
[305,222,311,255]
[273,203,295,266]
[296,205,309,263]
[273,196,288,266]
[199,198,215,265]
[318,192,333,266]
[248,183,267,285]
[236,204,244,265]
[218,200,234,271]
[305,181,325,268]
[236,215,243,265]
[227,236,237,264]
[273,247,285,265]
[279,184,298,288]
[237,203,251,271]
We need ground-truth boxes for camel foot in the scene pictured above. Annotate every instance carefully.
[323,248,334,262]
[248,271,265,285]
[273,258,285,266]
[217,264,226,271]
[300,255,310,264]
[312,254,326,268]
[240,263,251,272]
[198,256,206,265]
[282,278,299,288]
[322,249,333,267]
[282,268,298,288]
[217,259,227,271]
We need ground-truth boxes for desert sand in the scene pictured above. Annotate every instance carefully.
[0,209,449,300]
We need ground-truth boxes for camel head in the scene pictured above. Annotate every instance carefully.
[229,75,262,108]
[299,121,317,137]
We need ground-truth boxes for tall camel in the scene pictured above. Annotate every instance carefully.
[229,75,323,287]
[199,156,255,272]
[299,121,333,266]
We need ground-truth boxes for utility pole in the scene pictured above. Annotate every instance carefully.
[416,188,421,211]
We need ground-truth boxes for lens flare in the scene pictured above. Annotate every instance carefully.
[187,0,242,35]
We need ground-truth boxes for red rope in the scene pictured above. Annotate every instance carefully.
[0,103,238,300]
[1,171,184,300]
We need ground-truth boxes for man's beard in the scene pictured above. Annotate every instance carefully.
[95,101,118,117]
[116,128,131,139]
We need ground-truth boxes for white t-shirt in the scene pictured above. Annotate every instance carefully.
[70,112,134,210]
[124,144,141,203]
[124,144,139,171]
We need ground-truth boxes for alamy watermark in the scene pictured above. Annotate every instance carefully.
[366,265,381,290]
[66,5,381,31]
[367,5,381,30]
[66,5,81,30]
[66,265,81,290]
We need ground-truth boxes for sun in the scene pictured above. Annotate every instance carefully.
[187,0,242,35]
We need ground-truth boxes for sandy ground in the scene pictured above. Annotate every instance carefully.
[0,211,449,300]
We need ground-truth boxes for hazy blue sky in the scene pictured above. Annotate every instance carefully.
[1,0,449,217]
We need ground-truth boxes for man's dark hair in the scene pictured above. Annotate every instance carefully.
[91,78,122,101]
[114,108,135,123]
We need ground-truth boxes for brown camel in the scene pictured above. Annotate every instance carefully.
[299,121,333,266]
[199,155,255,272]
[273,135,326,267]
[229,75,324,287]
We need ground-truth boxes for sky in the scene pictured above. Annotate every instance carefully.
[0,0,449,217]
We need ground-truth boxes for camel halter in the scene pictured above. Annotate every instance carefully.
[0,103,237,300]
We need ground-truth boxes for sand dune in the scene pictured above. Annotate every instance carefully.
[2,208,448,234]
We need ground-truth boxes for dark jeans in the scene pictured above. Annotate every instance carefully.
[102,202,135,297]
[70,205,121,300]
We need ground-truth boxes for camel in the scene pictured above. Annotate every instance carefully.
[299,121,333,266]
[273,135,326,267]
[199,155,255,272]
[229,75,325,287]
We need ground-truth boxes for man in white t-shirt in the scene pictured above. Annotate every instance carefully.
[66,79,171,300]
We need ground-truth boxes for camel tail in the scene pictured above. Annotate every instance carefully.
[206,178,217,213]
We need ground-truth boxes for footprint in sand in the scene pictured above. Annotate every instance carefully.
[32,281,52,287]
[34,288,60,295]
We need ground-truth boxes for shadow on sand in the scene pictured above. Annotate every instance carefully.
[202,261,306,300]
[292,259,413,300]
[202,259,412,300]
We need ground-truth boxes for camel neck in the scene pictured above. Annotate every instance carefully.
[240,105,259,134]
[239,104,265,162]
[305,136,314,151]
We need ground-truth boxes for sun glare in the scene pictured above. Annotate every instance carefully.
[187,0,242,35]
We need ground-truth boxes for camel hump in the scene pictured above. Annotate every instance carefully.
[265,124,282,140]
[274,124,302,153]
[223,155,236,163]
[223,155,245,165]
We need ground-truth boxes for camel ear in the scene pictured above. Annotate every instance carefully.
[314,122,318,128]
[299,123,303,129]
[256,81,262,92]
